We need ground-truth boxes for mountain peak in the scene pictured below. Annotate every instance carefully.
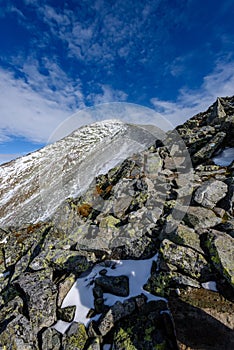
[0,119,163,226]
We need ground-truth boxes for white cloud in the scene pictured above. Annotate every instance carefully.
[22,57,85,109]
[151,60,234,126]
[0,68,72,143]
[87,85,128,105]
[0,65,129,144]
[31,1,172,68]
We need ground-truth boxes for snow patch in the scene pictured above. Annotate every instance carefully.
[54,253,164,334]
[103,345,112,350]
[201,281,218,292]
[0,271,10,279]
[0,237,8,244]
[213,148,234,166]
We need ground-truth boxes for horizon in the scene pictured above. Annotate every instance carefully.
[0,0,234,164]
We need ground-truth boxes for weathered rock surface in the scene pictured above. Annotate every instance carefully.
[194,179,228,208]
[160,239,210,280]
[95,275,129,297]
[205,230,234,288]
[60,322,88,350]
[184,206,222,229]
[0,96,234,349]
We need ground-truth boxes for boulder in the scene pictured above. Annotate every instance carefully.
[184,206,222,229]
[57,306,76,322]
[95,275,129,297]
[205,231,234,288]
[194,179,228,208]
[0,314,36,350]
[30,248,95,274]
[14,269,58,336]
[160,239,210,280]
[93,298,136,336]
[112,300,177,350]
[166,224,203,253]
[62,322,88,350]
[192,132,226,164]
[40,328,62,350]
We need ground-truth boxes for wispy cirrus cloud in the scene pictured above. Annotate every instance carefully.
[151,60,234,126]
[20,0,188,71]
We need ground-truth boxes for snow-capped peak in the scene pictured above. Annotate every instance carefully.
[0,120,162,226]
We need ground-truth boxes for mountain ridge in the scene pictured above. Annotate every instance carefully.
[0,97,233,350]
[0,120,164,226]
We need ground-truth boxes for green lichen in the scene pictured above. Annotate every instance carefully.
[144,326,155,341]
[64,323,88,349]
[114,327,136,350]
[99,215,120,228]
[153,341,167,350]
[144,271,172,297]
[205,233,234,287]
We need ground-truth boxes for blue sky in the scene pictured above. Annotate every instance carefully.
[0,0,234,164]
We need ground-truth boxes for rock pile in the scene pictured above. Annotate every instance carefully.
[0,97,233,349]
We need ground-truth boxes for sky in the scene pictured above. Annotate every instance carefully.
[0,0,234,164]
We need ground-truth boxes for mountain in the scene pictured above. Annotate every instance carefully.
[0,120,163,226]
[0,97,233,350]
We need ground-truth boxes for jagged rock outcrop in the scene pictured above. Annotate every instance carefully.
[0,97,233,349]
[176,96,234,164]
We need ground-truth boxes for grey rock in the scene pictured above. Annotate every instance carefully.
[169,287,234,350]
[30,248,95,273]
[57,273,76,307]
[0,314,36,349]
[166,224,203,253]
[171,272,201,288]
[40,328,61,350]
[184,206,222,229]
[95,275,129,297]
[57,305,76,322]
[208,97,226,125]
[62,322,88,350]
[160,239,210,280]
[97,299,136,336]
[192,132,226,164]
[205,230,234,288]
[14,269,57,335]
[194,179,228,208]
[112,299,176,350]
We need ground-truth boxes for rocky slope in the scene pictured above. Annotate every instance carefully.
[0,97,233,349]
[0,120,163,226]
